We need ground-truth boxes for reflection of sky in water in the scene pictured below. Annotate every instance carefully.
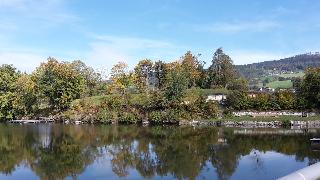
[72,150,311,180]
[197,151,308,180]
[0,166,38,180]
[231,151,308,180]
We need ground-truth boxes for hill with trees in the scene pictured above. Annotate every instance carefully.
[236,52,320,79]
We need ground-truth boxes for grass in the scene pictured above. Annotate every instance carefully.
[278,71,304,78]
[266,80,293,89]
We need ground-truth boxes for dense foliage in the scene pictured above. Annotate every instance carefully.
[32,58,85,110]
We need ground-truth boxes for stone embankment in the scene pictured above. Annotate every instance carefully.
[179,120,320,128]
[233,111,316,117]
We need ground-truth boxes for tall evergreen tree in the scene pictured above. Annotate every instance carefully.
[209,48,237,88]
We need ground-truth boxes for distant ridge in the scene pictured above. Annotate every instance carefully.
[236,52,320,79]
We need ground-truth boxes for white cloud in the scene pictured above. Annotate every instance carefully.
[86,43,130,75]
[0,0,25,8]
[196,20,280,33]
[0,0,79,25]
[229,51,291,65]
[86,35,185,72]
[93,35,176,50]
[0,51,45,73]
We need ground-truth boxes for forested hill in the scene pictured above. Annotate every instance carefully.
[236,52,320,79]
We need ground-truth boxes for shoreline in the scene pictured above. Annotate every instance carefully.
[7,115,320,129]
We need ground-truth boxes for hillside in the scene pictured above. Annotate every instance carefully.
[236,52,320,79]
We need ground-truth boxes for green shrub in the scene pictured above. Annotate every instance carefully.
[148,111,163,123]
[119,111,141,124]
[96,109,114,123]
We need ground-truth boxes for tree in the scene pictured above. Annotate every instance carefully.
[275,90,296,110]
[33,57,85,110]
[226,91,250,110]
[70,60,102,96]
[13,74,38,117]
[181,51,202,88]
[0,64,19,94]
[153,61,167,89]
[109,62,135,95]
[228,78,249,91]
[164,62,188,102]
[208,48,237,88]
[134,59,153,92]
[252,93,271,111]
[0,65,19,121]
[300,67,320,109]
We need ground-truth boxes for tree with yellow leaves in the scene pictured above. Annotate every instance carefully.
[108,62,135,95]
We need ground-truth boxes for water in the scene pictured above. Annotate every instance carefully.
[0,124,319,180]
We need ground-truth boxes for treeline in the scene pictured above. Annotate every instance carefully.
[237,52,320,79]
[64,48,249,123]
[0,48,246,122]
[1,48,320,122]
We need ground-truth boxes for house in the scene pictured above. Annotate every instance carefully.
[257,87,275,93]
[206,94,227,102]
[248,92,257,98]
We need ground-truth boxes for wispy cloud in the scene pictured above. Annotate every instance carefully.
[195,20,280,34]
[93,35,177,50]
[0,0,25,8]
[0,51,45,73]
[229,50,291,65]
[0,0,79,25]
[86,35,186,72]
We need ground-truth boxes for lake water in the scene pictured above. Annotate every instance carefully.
[0,124,319,180]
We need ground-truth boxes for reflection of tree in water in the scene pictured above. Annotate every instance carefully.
[31,133,96,180]
[0,125,37,175]
[0,125,320,180]
[249,150,264,173]
[210,145,239,180]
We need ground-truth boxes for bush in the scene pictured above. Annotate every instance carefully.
[96,109,114,123]
[148,109,180,124]
[119,110,142,124]
[148,111,164,123]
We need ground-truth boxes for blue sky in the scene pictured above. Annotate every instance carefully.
[1,0,320,73]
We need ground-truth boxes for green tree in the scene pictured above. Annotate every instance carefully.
[228,77,249,91]
[252,93,271,110]
[275,90,296,110]
[70,60,102,96]
[134,59,153,92]
[164,62,188,102]
[0,64,19,93]
[0,65,19,121]
[208,48,237,88]
[13,74,38,117]
[300,68,320,109]
[226,91,250,110]
[33,57,85,110]
[153,60,167,89]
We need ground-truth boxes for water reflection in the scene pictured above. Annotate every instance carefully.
[0,124,319,180]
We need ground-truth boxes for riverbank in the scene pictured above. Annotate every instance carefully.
[10,115,320,129]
